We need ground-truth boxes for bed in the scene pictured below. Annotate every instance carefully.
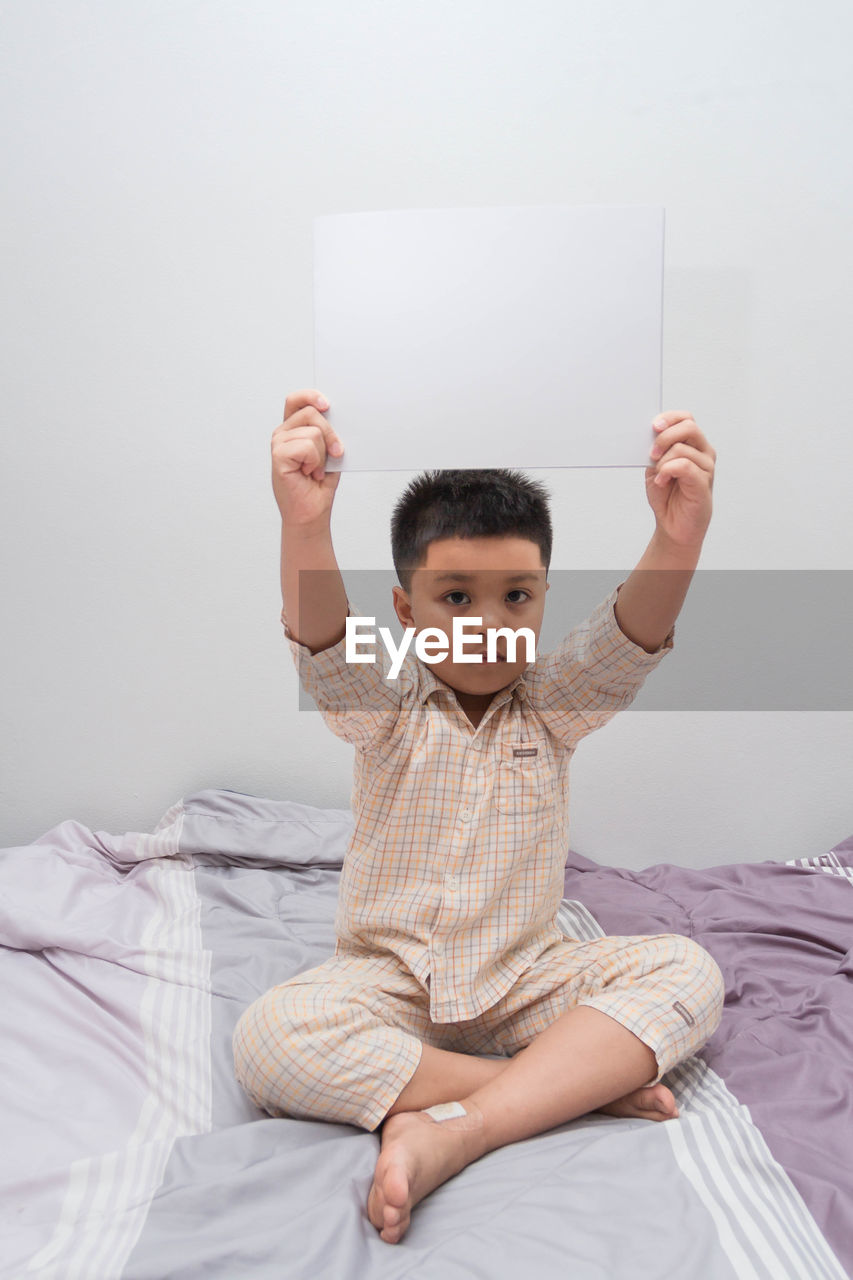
[2,787,851,1279]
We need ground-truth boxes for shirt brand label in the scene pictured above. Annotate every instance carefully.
[672,1000,696,1027]
[513,747,539,759]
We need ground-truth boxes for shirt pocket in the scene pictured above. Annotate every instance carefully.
[493,739,554,816]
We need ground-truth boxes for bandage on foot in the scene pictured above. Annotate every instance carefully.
[422,1100,483,1131]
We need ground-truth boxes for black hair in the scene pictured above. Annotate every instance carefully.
[391,469,552,590]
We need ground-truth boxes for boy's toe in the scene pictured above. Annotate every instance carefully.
[367,1183,384,1231]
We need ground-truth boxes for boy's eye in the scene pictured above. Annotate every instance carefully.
[444,591,470,606]
[506,589,531,604]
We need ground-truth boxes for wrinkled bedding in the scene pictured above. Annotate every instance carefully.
[1,789,850,1279]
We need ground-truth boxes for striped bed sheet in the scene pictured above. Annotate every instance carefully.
[1,789,850,1279]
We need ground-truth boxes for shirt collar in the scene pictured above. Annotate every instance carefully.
[416,658,527,706]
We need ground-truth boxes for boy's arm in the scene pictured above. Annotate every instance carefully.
[614,410,716,653]
[272,389,348,653]
[273,390,404,748]
[529,411,715,746]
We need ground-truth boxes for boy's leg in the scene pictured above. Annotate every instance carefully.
[369,933,725,1243]
[385,1045,508,1115]
[369,1005,657,1243]
[232,950,512,1130]
[385,1033,668,1122]
[464,1003,660,1145]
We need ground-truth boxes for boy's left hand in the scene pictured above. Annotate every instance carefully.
[646,411,716,549]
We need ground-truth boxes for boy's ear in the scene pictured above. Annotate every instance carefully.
[392,584,414,628]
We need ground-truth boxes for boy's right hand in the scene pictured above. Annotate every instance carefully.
[271,389,343,527]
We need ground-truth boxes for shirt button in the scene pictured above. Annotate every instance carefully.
[460,807,472,822]
[446,874,458,891]
[433,940,444,955]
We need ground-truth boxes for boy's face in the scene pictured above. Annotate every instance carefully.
[392,536,548,706]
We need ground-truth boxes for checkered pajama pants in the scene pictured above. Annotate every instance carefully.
[232,932,724,1132]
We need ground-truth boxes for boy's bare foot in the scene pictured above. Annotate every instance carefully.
[597,1081,679,1120]
[367,1083,678,1244]
[367,1110,481,1245]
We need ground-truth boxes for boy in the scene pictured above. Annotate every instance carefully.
[233,389,725,1245]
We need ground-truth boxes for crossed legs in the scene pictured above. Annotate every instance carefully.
[233,937,724,1246]
[369,1004,672,1244]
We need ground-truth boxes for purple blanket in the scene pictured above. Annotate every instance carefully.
[564,834,853,1270]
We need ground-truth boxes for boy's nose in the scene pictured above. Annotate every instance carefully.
[482,606,514,632]
[477,609,512,647]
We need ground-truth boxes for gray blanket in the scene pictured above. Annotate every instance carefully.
[2,789,849,1279]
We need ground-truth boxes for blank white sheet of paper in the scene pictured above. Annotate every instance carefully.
[313,204,664,471]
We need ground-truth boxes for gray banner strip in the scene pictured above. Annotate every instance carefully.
[291,571,853,711]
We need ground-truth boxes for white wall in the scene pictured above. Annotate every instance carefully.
[2,0,852,865]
